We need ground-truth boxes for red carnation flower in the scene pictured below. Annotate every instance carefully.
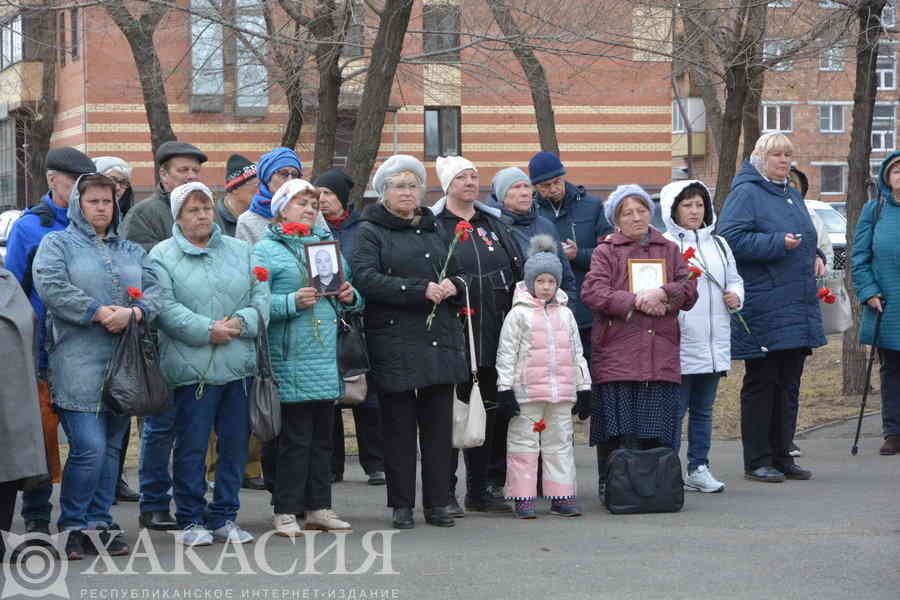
[532,418,547,433]
[282,222,310,237]
[252,266,269,282]
[459,307,476,317]
[454,220,474,242]
[824,293,837,304]
[817,287,831,300]
[687,266,703,279]
[682,247,696,261]
[127,287,143,302]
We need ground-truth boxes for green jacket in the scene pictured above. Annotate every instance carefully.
[252,224,363,403]
[148,223,270,388]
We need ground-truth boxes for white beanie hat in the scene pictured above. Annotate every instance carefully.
[435,155,477,193]
[372,155,427,197]
[604,184,653,227]
[270,178,317,218]
[93,156,132,178]
[170,182,213,219]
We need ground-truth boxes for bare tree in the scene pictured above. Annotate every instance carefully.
[22,1,58,204]
[262,1,308,149]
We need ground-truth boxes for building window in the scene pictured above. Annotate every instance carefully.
[70,8,79,60]
[423,4,460,62]
[762,104,792,132]
[768,0,792,6]
[0,17,22,70]
[58,13,65,65]
[819,0,841,6]
[877,43,895,90]
[0,118,16,209]
[672,101,686,133]
[872,105,895,152]
[819,46,844,71]
[343,1,364,58]
[819,105,844,133]
[764,39,793,71]
[820,165,845,195]
[424,107,460,159]
[234,0,268,115]
[190,0,224,112]
[884,0,896,28]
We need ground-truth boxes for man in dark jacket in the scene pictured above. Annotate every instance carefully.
[216,154,256,237]
[431,156,524,516]
[5,147,95,537]
[529,152,612,360]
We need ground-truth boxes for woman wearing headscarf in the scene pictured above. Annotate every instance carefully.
[351,155,469,529]
[93,156,134,217]
[581,184,698,497]
[236,147,303,245]
[252,178,363,536]
[33,173,157,559]
[717,132,825,483]
[852,150,900,456]
[147,182,269,547]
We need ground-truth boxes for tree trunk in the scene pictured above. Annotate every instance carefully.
[268,3,305,150]
[843,0,887,395]
[346,0,414,207]
[310,0,348,178]
[741,68,764,161]
[486,0,559,154]
[102,2,176,161]
[280,78,305,150]
[25,1,58,204]
[712,65,749,213]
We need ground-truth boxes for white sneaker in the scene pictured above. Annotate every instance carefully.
[685,465,726,493]
[211,520,254,544]
[178,524,213,547]
[273,514,303,537]
[304,509,352,532]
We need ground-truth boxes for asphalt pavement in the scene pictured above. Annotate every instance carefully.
[4,414,898,600]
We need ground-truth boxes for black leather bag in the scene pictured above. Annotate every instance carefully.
[101,313,169,417]
[249,307,281,442]
[330,300,370,378]
[604,447,684,514]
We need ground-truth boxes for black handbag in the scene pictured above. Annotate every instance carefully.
[249,306,281,442]
[101,312,169,417]
[334,307,370,377]
[604,447,684,514]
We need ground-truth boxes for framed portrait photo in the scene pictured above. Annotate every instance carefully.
[628,258,667,293]
[304,240,344,296]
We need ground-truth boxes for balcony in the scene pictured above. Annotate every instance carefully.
[0,61,43,111]
[672,131,706,157]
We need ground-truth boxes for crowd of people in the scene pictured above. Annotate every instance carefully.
[0,130,896,561]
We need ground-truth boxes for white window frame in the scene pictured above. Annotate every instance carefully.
[872,104,896,152]
[878,42,895,91]
[819,46,844,72]
[884,0,896,28]
[672,101,686,133]
[819,0,841,7]
[819,104,844,133]
[768,0,792,6]
[762,103,793,132]
[818,164,846,195]
[765,39,793,72]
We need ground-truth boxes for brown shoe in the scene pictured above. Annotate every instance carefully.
[879,435,900,455]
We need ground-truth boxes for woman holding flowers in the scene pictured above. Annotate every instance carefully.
[251,179,363,536]
[33,173,157,559]
[351,155,469,530]
[581,184,698,498]
[717,132,825,483]
[147,182,269,547]
[660,180,744,493]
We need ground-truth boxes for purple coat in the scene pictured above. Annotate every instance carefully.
[581,228,698,385]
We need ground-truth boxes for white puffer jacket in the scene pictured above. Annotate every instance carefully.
[661,180,745,375]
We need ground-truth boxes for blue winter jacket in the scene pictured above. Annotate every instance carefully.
[32,184,157,412]
[852,149,900,351]
[328,210,363,261]
[5,192,69,370]
[148,223,270,388]
[252,224,364,403]
[717,160,826,359]
[534,182,612,328]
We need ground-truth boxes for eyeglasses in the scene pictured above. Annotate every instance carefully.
[273,168,302,180]
[389,183,423,191]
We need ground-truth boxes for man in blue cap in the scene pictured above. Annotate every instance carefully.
[529,152,611,360]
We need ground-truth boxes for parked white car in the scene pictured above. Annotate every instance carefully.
[0,209,23,266]
[805,200,847,270]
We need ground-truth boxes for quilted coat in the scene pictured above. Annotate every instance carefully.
[495,281,590,403]
[351,203,470,394]
[33,183,157,412]
[661,180,745,375]
[252,224,364,403]
[852,149,900,351]
[717,160,826,360]
[147,223,269,388]
[581,228,698,385]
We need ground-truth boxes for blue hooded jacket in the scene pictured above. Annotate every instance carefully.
[5,192,69,370]
[717,160,826,359]
[249,148,302,220]
[852,149,900,351]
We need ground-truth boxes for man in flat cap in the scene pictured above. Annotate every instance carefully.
[4,146,96,538]
[121,140,221,252]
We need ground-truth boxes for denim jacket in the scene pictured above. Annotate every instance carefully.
[33,182,157,412]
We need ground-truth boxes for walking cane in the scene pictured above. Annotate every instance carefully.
[851,299,886,456]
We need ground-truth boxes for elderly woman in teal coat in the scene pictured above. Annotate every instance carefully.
[852,149,900,457]
[252,178,363,537]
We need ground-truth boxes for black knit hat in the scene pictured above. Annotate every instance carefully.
[314,168,355,209]
[789,166,809,199]
[225,154,257,191]
[155,141,208,166]
[46,147,95,175]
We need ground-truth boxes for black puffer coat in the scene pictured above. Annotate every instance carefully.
[351,203,470,394]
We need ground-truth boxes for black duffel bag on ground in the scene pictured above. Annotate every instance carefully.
[604,447,684,514]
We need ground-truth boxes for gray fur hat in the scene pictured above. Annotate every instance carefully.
[524,234,562,297]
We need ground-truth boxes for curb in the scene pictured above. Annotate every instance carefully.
[796,409,881,438]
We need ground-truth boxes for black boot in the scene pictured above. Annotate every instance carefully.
[423,506,455,527]
[391,507,414,529]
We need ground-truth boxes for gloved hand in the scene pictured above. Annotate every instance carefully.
[573,390,592,421]
[496,389,520,420]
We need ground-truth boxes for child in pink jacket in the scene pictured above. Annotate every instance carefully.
[495,236,592,518]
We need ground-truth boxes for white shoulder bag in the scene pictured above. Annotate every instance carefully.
[452,280,487,449]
